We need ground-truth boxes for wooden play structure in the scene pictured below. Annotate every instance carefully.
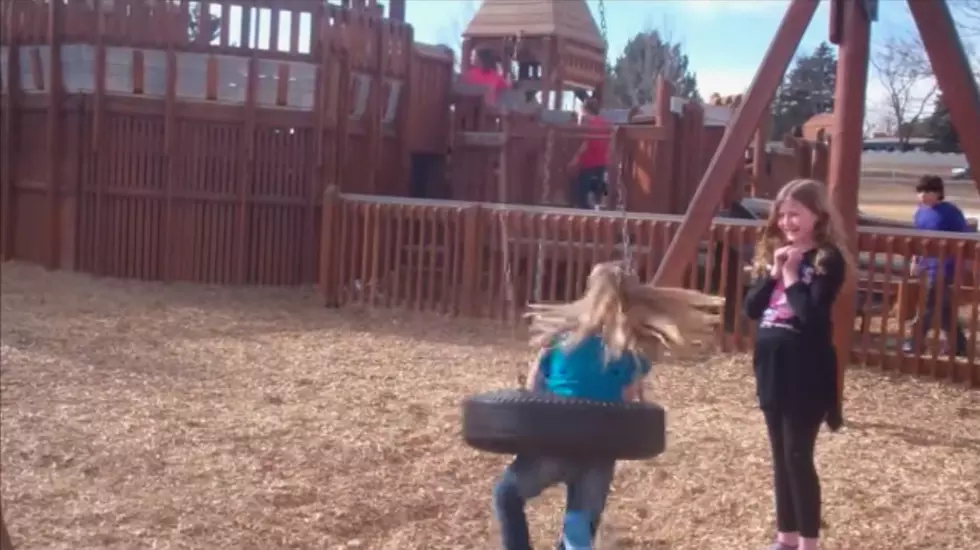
[1,0,976,370]
[0,0,832,281]
[1,1,979,544]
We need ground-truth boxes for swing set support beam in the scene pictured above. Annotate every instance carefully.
[653,0,980,406]
[651,0,820,286]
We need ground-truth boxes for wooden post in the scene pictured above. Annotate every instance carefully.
[367,17,384,194]
[654,0,820,286]
[46,0,64,269]
[652,76,674,213]
[540,37,553,110]
[907,0,980,197]
[398,26,414,197]
[236,48,258,284]
[461,38,474,73]
[1,17,22,261]
[307,2,330,284]
[1,504,12,550]
[319,185,342,306]
[826,0,871,404]
[552,38,564,110]
[389,0,406,22]
[752,107,771,196]
[162,1,178,281]
[459,205,484,316]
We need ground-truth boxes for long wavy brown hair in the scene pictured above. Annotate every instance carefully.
[750,178,856,278]
[525,262,724,362]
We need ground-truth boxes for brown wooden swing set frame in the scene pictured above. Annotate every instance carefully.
[652,0,980,403]
[2,0,979,546]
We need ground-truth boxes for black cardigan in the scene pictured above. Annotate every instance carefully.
[743,246,845,415]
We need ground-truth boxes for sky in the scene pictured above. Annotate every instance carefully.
[406,0,977,121]
[220,0,978,125]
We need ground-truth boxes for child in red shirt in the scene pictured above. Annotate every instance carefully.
[463,48,510,105]
[567,98,611,209]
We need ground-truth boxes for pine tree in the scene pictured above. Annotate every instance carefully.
[770,42,837,139]
[606,31,699,108]
[927,93,959,152]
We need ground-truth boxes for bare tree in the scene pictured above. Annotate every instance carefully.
[871,35,937,148]
[954,0,980,38]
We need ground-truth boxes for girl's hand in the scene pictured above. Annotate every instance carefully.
[782,246,804,284]
[771,246,793,278]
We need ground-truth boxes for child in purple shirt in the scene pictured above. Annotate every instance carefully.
[906,175,971,356]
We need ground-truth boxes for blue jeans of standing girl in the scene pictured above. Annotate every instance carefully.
[492,454,614,550]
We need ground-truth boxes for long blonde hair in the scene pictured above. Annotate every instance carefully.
[525,262,724,361]
[751,178,856,278]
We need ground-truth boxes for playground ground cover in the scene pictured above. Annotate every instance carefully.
[1,262,978,550]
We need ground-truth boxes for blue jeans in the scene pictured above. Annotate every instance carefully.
[908,279,967,356]
[492,455,615,550]
[570,166,607,209]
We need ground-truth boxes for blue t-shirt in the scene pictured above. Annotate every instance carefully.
[539,334,652,402]
[913,201,971,280]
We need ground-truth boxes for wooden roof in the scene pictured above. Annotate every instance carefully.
[463,0,605,50]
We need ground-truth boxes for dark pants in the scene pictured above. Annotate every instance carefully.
[570,166,607,209]
[492,455,614,550]
[909,280,968,355]
[764,407,824,538]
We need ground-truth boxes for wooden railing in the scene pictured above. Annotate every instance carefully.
[319,192,980,386]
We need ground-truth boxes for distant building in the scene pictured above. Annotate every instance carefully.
[861,137,936,152]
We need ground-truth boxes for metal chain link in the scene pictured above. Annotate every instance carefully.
[532,126,555,303]
[609,128,633,272]
[498,122,516,323]
[599,0,608,46]
[499,30,526,324]
[596,0,629,271]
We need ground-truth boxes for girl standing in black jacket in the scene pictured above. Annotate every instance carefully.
[743,179,853,550]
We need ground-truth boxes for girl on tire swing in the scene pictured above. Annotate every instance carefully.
[492,261,722,550]
[744,178,852,550]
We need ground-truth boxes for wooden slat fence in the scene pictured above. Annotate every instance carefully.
[320,192,980,386]
[0,0,423,284]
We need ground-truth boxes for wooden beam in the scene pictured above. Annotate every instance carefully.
[653,0,820,286]
[1,502,12,550]
[45,0,63,270]
[389,0,406,21]
[826,0,872,407]
[907,0,980,197]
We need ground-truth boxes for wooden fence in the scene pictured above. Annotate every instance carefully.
[446,80,748,214]
[319,192,980,385]
[0,0,455,284]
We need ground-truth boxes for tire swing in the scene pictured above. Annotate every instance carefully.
[461,119,667,461]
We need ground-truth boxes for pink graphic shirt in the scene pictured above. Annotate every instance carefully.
[759,261,817,331]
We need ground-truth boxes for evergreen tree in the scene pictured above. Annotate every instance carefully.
[606,30,699,108]
[927,93,959,152]
[770,42,837,139]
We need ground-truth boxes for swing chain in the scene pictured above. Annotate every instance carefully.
[610,128,633,272]
[498,122,517,325]
[496,29,526,326]
[532,125,555,303]
[599,0,608,48]
[509,31,524,82]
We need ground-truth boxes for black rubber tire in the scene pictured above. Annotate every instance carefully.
[462,389,666,461]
